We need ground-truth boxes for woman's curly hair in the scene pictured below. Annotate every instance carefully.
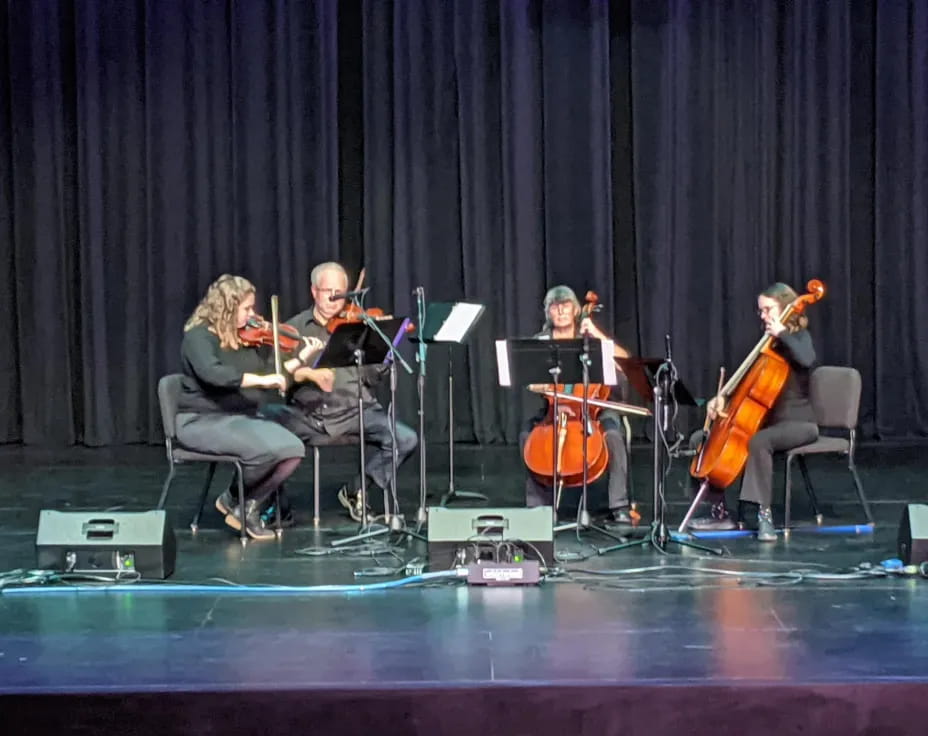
[184,274,255,349]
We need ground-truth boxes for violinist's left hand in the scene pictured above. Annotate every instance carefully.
[579,318,606,341]
[765,319,786,338]
[298,336,325,363]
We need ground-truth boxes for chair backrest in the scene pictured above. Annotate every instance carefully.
[157,374,185,441]
[809,366,861,430]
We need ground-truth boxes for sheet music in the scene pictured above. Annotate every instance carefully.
[600,339,617,385]
[434,303,484,342]
[495,340,512,386]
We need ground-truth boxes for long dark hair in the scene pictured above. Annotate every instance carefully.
[760,282,808,333]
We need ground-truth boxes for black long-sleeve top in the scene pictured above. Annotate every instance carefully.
[285,308,388,436]
[178,325,277,413]
[767,328,817,425]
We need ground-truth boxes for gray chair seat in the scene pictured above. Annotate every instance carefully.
[787,436,850,456]
[171,447,246,465]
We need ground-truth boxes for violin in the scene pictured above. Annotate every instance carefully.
[239,315,302,352]
[324,267,414,334]
[690,279,826,488]
[522,291,612,490]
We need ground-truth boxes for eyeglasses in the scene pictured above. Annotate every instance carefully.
[756,306,777,318]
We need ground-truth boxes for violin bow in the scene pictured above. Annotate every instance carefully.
[270,295,284,397]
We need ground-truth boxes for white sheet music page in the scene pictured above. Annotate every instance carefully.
[495,340,512,386]
[434,303,484,342]
[600,340,617,385]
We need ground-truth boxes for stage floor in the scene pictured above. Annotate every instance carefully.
[1,443,927,734]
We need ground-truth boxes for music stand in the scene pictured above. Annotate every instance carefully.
[310,317,411,546]
[410,301,486,510]
[597,351,722,555]
[496,337,629,547]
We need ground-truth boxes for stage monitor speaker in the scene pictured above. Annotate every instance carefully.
[36,510,176,579]
[898,504,928,565]
[427,506,554,569]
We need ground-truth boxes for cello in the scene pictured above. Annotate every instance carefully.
[522,291,612,490]
[689,279,826,489]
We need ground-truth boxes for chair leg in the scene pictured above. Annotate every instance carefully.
[849,460,874,525]
[190,462,217,532]
[784,454,794,530]
[158,460,176,510]
[273,485,283,537]
[235,461,247,545]
[313,447,321,526]
[797,457,822,522]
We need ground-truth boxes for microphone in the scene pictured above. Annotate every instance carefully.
[664,333,672,362]
[329,287,370,302]
[412,286,424,297]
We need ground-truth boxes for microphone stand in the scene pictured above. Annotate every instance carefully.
[598,334,721,556]
[331,296,425,547]
[414,288,429,529]
[553,334,628,547]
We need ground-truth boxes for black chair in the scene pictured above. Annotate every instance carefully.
[157,374,253,544]
[307,434,363,526]
[783,366,874,529]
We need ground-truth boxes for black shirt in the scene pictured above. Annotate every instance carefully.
[285,307,388,436]
[523,328,630,431]
[767,328,817,424]
[178,325,277,414]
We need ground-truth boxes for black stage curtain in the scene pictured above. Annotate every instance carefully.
[1,0,925,446]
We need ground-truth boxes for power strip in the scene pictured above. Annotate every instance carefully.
[466,560,542,586]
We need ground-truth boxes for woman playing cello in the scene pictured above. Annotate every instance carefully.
[520,285,636,529]
[687,282,820,542]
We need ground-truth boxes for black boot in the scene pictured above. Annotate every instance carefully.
[225,499,276,540]
[687,499,736,531]
[261,488,295,528]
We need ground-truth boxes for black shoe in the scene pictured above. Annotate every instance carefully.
[687,500,736,531]
[604,507,636,532]
[337,485,372,523]
[260,489,295,528]
[225,499,276,540]
[261,502,296,528]
[214,489,236,517]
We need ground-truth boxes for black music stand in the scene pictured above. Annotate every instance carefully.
[597,351,721,555]
[311,317,412,546]
[411,301,487,511]
[496,337,629,547]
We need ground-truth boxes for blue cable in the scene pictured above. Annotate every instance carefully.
[1,569,466,597]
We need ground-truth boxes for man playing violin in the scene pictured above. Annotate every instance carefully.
[521,285,636,528]
[283,262,418,521]
[688,282,819,541]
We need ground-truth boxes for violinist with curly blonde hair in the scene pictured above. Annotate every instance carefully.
[177,274,315,540]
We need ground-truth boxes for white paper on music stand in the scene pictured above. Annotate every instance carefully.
[495,340,512,386]
[599,339,617,385]
[433,302,484,342]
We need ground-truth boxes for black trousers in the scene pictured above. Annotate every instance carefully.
[280,403,418,492]
[174,412,305,501]
[520,410,629,510]
[738,421,819,507]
